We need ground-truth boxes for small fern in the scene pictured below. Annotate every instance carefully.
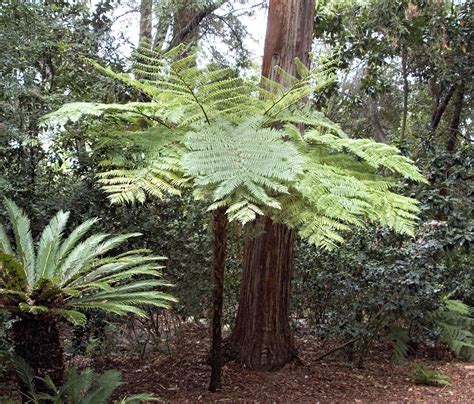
[409,364,450,387]
[431,298,474,360]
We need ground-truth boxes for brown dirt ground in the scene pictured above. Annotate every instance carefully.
[88,325,474,403]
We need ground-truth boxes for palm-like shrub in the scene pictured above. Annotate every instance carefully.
[0,199,175,385]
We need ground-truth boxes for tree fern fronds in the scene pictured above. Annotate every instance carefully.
[281,109,348,138]
[369,190,420,235]
[305,130,427,182]
[41,101,174,129]
[97,164,184,205]
[181,119,303,222]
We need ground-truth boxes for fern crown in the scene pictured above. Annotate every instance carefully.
[42,43,427,249]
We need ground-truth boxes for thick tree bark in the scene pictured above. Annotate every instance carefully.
[139,0,153,43]
[226,0,315,371]
[12,316,64,393]
[209,207,228,392]
[226,219,295,370]
[447,87,464,152]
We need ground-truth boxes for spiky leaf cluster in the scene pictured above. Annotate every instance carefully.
[0,199,176,325]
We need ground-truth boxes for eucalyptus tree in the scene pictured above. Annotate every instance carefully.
[313,0,472,149]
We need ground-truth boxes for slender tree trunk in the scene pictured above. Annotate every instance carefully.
[400,43,409,140]
[12,316,64,393]
[139,0,153,43]
[447,87,464,152]
[209,207,228,391]
[430,85,456,131]
[225,0,315,371]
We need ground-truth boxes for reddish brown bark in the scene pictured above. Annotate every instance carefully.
[225,0,315,371]
[226,219,295,370]
[209,207,228,391]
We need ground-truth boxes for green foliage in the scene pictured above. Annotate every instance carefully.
[408,364,450,387]
[183,119,304,223]
[43,45,425,250]
[12,356,158,403]
[0,199,176,324]
[431,298,474,360]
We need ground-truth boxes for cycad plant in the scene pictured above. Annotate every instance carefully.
[0,199,175,385]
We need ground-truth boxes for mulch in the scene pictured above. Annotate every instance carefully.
[87,325,474,403]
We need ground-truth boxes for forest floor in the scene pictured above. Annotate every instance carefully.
[91,325,474,403]
[1,324,473,402]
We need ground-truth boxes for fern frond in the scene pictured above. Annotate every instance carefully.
[182,119,304,222]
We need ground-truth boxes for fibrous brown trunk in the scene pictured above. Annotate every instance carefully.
[209,207,228,391]
[12,316,64,393]
[226,0,315,371]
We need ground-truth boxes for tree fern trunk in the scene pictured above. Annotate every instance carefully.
[226,0,315,371]
[209,207,228,391]
[13,315,64,393]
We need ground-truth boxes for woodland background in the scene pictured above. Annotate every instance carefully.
[0,0,472,402]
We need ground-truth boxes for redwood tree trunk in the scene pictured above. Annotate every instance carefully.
[209,207,228,391]
[13,316,64,393]
[226,0,315,371]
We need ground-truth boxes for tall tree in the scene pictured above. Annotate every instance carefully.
[225,0,315,371]
[139,0,153,43]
